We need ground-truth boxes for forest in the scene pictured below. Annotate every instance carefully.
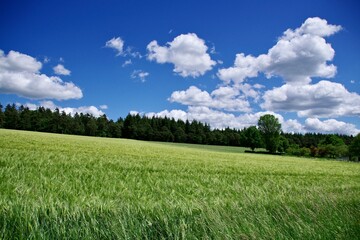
[1,103,359,160]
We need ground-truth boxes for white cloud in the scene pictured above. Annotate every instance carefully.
[169,86,212,106]
[126,46,142,58]
[21,102,38,110]
[53,64,71,76]
[0,49,42,73]
[253,83,265,89]
[138,72,149,81]
[144,106,359,135]
[183,108,288,130]
[169,86,251,112]
[105,38,142,58]
[26,100,105,117]
[130,110,139,116]
[282,17,342,39]
[137,17,359,135]
[210,86,252,111]
[218,17,341,85]
[262,80,360,118]
[146,107,245,129]
[105,37,125,56]
[283,119,304,133]
[122,59,132,67]
[265,31,337,84]
[211,86,239,99]
[61,105,105,117]
[217,53,266,84]
[146,106,302,132]
[0,50,83,100]
[147,33,216,77]
[305,118,360,136]
[99,105,108,110]
[146,109,188,122]
[43,57,50,63]
[131,70,149,82]
[187,106,244,129]
[237,83,262,101]
[216,17,360,121]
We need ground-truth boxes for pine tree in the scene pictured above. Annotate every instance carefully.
[4,104,19,129]
[0,103,5,128]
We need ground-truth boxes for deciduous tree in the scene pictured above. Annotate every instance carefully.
[258,114,281,153]
[243,126,262,151]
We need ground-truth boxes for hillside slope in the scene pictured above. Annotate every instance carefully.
[1,129,359,239]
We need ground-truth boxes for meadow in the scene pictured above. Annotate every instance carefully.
[0,129,359,239]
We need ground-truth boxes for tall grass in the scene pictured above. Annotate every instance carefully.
[0,129,359,239]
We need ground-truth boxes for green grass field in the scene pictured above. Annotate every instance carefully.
[0,129,359,239]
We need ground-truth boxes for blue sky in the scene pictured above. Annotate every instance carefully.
[0,0,359,135]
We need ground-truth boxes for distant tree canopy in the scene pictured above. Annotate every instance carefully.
[0,102,357,160]
[317,135,348,158]
[0,103,123,138]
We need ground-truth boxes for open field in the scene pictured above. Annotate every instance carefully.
[0,129,359,239]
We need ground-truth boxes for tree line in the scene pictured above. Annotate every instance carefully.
[0,103,359,161]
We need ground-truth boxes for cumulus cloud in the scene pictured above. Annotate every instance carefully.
[237,83,263,101]
[217,53,266,84]
[265,30,337,84]
[0,49,42,73]
[169,86,251,112]
[53,64,71,76]
[0,50,83,100]
[25,100,105,117]
[61,105,105,117]
[20,102,38,110]
[305,118,360,136]
[131,70,149,82]
[105,37,125,56]
[152,99,359,134]
[216,17,360,120]
[218,17,341,85]
[146,107,244,129]
[282,17,342,39]
[146,106,304,133]
[105,37,142,58]
[147,33,216,77]
[283,119,304,133]
[262,80,360,118]
[129,110,139,116]
[169,86,212,106]
[140,17,359,135]
[146,109,188,122]
[145,106,360,135]
[182,107,285,130]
